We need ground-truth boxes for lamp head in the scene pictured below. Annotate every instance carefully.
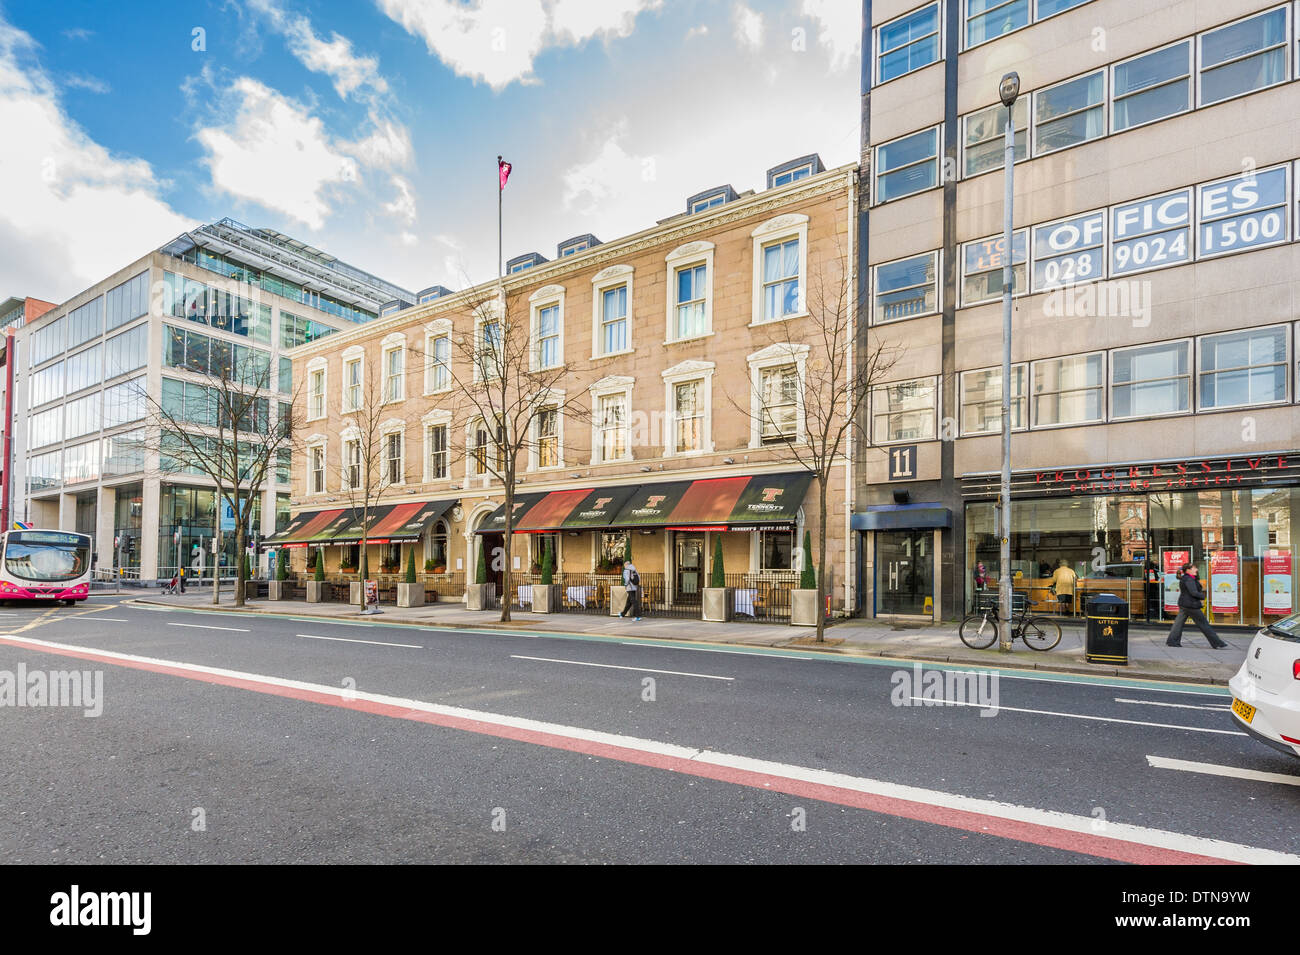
[999,71,1021,107]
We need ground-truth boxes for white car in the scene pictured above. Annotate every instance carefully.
[1229,612,1300,758]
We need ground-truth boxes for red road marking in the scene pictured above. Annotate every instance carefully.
[0,634,1240,864]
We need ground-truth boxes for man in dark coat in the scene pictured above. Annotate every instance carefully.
[1166,563,1227,648]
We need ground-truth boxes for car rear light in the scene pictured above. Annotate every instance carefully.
[1294,659,1300,680]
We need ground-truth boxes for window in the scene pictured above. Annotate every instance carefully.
[1033,70,1105,155]
[675,264,707,339]
[536,407,559,468]
[691,193,726,213]
[872,377,938,443]
[1196,165,1289,259]
[760,365,799,442]
[597,394,628,462]
[759,530,793,570]
[64,393,100,441]
[384,431,404,484]
[67,297,103,350]
[308,366,325,420]
[103,377,145,428]
[960,365,1027,434]
[102,430,145,478]
[278,357,292,395]
[1198,326,1288,409]
[344,438,361,489]
[875,127,940,202]
[105,272,148,331]
[65,344,102,394]
[600,532,628,566]
[1198,7,1289,106]
[600,286,628,354]
[1037,0,1092,15]
[30,317,65,367]
[384,346,404,402]
[29,362,64,407]
[1031,210,1105,291]
[63,440,100,484]
[760,239,801,322]
[1110,188,1192,276]
[29,407,62,449]
[966,0,1028,48]
[961,231,1027,305]
[1111,340,1191,419]
[280,312,335,349]
[344,357,361,411]
[425,334,450,392]
[877,3,940,83]
[963,99,1028,176]
[426,520,449,568]
[478,320,502,379]
[873,252,939,323]
[1112,40,1192,131]
[674,380,705,453]
[471,420,490,476]
[537,304,560,368]
[1032,353,1104,427]
[770,164,813,187]
[309,445,326,493]
[425,423,448,480]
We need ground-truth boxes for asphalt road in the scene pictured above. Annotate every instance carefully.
[1,595,1297,864]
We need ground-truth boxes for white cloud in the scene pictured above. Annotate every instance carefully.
[195,77,359,230]
[733,3,764,52]
[801,0,860,71]
[377,0,660,91]
[246,0,388,101]
[560,120,652,216]
[0,19,192,301]
[342,115,413,169]
[384,175,417,224]
[62,73,109,94]
[685,25,709,40]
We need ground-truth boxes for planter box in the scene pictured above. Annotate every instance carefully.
[702,587,733,622]
[350,581,362,605]
[467,582,495,611]
[609,585,628,617]
[268,580,288,601]
[306,581,329,603]
[396,582,424,608]
[790,589,820,627]
[531,584,561,613]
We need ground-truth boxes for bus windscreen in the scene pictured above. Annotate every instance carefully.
[5,533,90,582]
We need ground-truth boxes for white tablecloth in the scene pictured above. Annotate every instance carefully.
[516,584,532,606]
[734,588,757,616]
[566,585,594,606]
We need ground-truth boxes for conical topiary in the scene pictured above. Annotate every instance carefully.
[314,548,325,582]
[623,536,632,566]
[540,539,554,585]
[276,548,288,581]
[476,543,488,585]
[710,535,725,588]
[800,530,816,590]
[405,548,417,584]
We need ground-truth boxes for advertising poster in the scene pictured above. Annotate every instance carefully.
[1262,552,1293,616]
[1208,549,1240,615]
[1161,548,1190,613]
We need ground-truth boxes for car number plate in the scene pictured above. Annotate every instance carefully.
[1231,698,1256,724]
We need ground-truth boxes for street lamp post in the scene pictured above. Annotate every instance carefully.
[998,71,1020,652]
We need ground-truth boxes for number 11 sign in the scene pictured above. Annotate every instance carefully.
[888,445,917,481]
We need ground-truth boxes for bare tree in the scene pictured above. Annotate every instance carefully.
[422,284,591,622]
[334,352,420,613]
[140,338,301,607]
[730,246,900,641]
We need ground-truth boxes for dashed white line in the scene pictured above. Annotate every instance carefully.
[511,654,734,681]
[1147,755,1300,786]
[297,633,423,649]
[619,641,813,659]
[1115,697,1230,712]
[906,697,1246,736]
[168,622,249,632]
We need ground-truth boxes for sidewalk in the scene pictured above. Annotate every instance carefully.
[132,589,1247,686]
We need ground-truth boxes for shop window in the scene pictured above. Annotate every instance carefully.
[1032,353,1104,427]
[1111,340,1191,419]
[759,530,793,570]
[1198,326,1288,410]
[426,521,449,572]
[599,532,628,569]
[960,365,1027,434]
[872,377,938,443]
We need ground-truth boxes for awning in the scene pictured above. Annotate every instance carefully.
[477,492,548,533]
[612,472,812,529]
[266,508,348,548]
[851,503,951,531]
[332,499,457,545]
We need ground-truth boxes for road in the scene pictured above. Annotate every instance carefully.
[1,594,1297,864]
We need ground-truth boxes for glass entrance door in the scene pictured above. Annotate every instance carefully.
[877,530,933,616]
[675,533,704,605]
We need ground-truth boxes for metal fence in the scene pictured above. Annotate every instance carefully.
[722,573,797,623]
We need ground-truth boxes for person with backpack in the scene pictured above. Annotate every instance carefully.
[1167,562,1227,648]
[620,559,641,621]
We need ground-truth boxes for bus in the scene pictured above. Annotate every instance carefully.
[0,529,92,605]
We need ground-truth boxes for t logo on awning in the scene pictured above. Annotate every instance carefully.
[760,488,784,503]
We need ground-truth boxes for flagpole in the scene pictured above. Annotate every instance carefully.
[497,154,503,280]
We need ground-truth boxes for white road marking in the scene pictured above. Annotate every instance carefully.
[1115,697,1230,711]
[619,641,813,660]
[512,654,734,681]
[0,631,1293,865]
[168,622,249,632]
[297,633,423,649]
[64,616,131,623]
[907,697,1246,736]
[1147,755,1300,787]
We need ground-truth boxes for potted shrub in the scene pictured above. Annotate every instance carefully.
[424,558,435,573]
[268,548,289,600]
[467,544,493,610]
[532,540,560,613]
[307,548,329,602]
[791,530,819,627]
[397,549,423,608]
[702,535,733,622]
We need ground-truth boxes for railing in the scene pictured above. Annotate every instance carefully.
[424,572,465,602]
[722,573,798,623]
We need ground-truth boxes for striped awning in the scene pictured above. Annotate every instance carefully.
[270,500,455,548]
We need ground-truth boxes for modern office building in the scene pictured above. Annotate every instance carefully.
[10,218,412,579]
[276,157,858,617]
[858,0,1300,627]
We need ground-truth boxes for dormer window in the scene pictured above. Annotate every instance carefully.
[771,165,811,187]
[557,234,600,258]
[506,252,548,274]
[685,185,737,216]
[691,193,726,214]
[510,261,532,274]
[766,154,824,189]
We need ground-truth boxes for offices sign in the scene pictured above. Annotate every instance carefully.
[962,453,1297,499]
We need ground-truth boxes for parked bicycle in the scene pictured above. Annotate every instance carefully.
[960,593,1061,651]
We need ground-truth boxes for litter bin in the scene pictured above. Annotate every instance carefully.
[1085,593,1128,665]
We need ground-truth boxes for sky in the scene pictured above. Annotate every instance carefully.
[0,0,861,305]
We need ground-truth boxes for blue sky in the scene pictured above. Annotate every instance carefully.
[0,0,860,304]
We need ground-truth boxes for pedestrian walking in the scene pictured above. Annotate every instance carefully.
[190,544,203,591]
[620,559,641,621]
[1166,562,1227,648]
[1049,558,1077,616]
[1143,559,1160,622]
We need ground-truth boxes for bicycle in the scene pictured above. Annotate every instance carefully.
[960,594,1061,651]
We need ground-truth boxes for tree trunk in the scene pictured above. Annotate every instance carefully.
[233,514,246,607]
[359,500,370,612]
[499,480,513,623]
[212,478,222,606]
[816,474,828,643]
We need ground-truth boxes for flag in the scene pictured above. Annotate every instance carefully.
[499,158,512,190]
